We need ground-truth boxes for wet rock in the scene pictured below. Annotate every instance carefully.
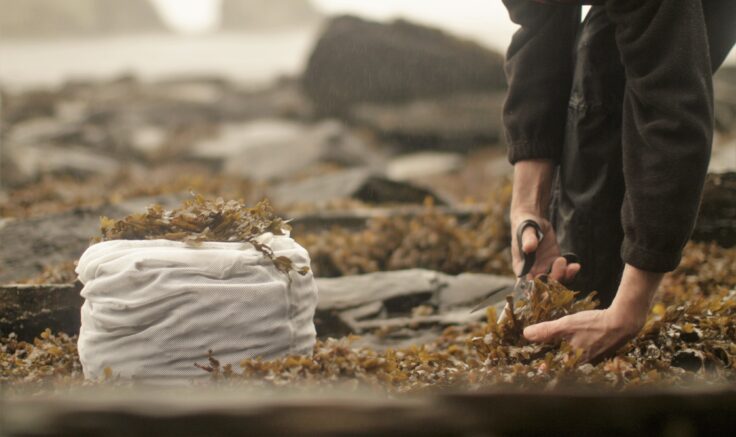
[386,153,464,181]
[0,195,186,284]
[315,269,513,337]
[5,145,121,184]
[0,0,168,39]
[221,0,322,30]
[0,284,82,341]
[7,117,82,146]
[352,92,506,150]
[303,16,506,115]
[267,168,449,208]
[193,119,374,181]
[317,269,439,312]
[437,273,514,311]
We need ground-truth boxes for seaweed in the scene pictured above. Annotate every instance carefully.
[97,194,309,277]
[4,222,735,395]
[298,185,513,278]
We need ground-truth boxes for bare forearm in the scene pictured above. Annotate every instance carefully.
[511,160,555,218]
[609,264,663,333]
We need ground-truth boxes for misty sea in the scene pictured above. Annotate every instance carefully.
[0,28,319,90]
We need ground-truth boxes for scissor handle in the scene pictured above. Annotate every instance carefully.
[516,219,543,278]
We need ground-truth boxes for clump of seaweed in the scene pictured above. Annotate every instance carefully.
[0,164,252,219]
[298,185,513,277]
[0,330,83,394]
[98,195,309,276]
[196,276,735,393]
[4,276,735,394]
[3,233,735,395]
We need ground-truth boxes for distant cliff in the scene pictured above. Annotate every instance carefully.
[221,0,323,30]
[0,0,167,38]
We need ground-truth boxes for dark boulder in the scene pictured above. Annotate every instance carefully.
[302,16,506,115]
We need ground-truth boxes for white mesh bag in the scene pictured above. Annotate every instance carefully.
[75,234,317,382]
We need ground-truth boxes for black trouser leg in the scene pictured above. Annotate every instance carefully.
[703,0,736,71]
[553,6,625,308]
[554,1,736,308]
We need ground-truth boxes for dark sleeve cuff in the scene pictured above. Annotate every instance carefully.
[507,140,561,165]
[620,238,682,273]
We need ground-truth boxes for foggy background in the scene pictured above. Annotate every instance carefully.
[0,0,527,89]
[0,0,733,215]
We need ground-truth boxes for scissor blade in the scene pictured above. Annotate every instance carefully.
[470,283,516,313]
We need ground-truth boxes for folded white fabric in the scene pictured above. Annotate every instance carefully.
[76,235,317,382]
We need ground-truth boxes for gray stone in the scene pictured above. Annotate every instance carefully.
[0,195,188,284]
[0,284,83,340]
[6,144,121,183]
[7,117,82,145]
[267,168,449,208]
[317,269,439,312]
[386,152,464,181]
[193,119,374,181]
[315,269,514,337]
[303,16,506,115]
[437,273,515,311]
[351,92,506,150]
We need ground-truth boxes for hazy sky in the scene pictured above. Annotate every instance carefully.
[152,0,521,51]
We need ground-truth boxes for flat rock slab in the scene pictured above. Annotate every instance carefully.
[193,119,375,182]
[0,283,82,341]
[317,269,513,312]
[315,269,514,337]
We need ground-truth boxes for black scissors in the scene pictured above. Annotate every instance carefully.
[470,219,578,313]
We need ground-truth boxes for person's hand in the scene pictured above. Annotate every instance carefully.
[523,264,663,362]
[511,213,580,282]
[509,160,579,283]
[523,307,639,362]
